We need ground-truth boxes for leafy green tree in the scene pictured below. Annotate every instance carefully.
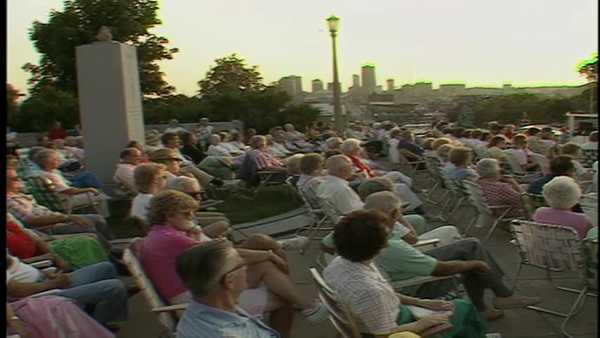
[143,95,206,124]
[15,86,79,132]
[198,54,319,133]
[24,0,177,96]
[198,54,265,97]
[577,53,598,82]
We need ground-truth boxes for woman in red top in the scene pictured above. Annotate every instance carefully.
[48,121,67,140]
[6,214,70,271]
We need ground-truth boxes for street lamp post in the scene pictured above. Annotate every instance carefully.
[327,15,344,133]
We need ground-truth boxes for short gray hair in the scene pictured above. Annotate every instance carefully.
[364,191,402,214]
[476,158,501,178]
[176,239,232,297]
[325,154,351,176]
[340,138,362,155]
[32,149,59,167]
[167,176,200,192]
[542,176,581,209]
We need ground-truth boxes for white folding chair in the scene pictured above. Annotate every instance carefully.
[580,193,598,226]
[510,220,597,337]
[462,180,515,239]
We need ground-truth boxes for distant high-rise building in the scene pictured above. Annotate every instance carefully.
[278,75,303,97]
[312,79,324,92]
[327,82,334,91]
[352,74,360,88]
[386,79,395,91]
[361,65,376,94]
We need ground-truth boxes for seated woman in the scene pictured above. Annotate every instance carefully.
[475,159,527,217]
[224,130,248,153]
[284,153,304,186]
[179,132,206,164]
[323,210,488,337]
[323,136,343,158]
[486,135,509,162]
[533,176,593,239]
[130,163,168,223]
[31,149,110,217]
[297,153,326,208]
[7,253,127,326]
[138,190,326,336]
[447,146,479,185]
[437,144,456,177]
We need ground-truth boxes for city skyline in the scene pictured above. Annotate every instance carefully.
[7,0,598,97]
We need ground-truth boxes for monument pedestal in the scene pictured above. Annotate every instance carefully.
[76,42,145,192]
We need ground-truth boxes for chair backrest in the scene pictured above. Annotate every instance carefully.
[26,175,67,213]
[582,239,598,290]
[510,220,583,272]
[309,268,361,338]
[122,239,177,333]
[424,155,443,180]
[462,180,493,215]
[580,193,598,226]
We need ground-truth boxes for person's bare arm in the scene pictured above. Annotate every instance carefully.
[23,213,69,227]
[431,260,490,277]
[7,274,69,298]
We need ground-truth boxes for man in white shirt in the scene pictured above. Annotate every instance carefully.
[316,155,364,217]
[164,119,187,135]
[113,147,143,193]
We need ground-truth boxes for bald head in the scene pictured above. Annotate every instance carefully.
[326,155,353,179]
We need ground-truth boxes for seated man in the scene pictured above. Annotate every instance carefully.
[175,240,283,338]
[113,147,143,193]
[475,158,527,217]
[7,253,127,326]
[316,155,364,217]
[7,167,114,245]
[248,135,287,171]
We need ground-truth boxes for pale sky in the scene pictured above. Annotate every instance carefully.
[7,0,598,97]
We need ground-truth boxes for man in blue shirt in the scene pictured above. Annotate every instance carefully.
[175,240,281,338]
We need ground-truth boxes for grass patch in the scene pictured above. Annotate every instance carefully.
[106,185,304,239]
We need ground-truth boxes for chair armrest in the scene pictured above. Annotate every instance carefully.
[414,238,440,248]
[28,259,53,269]
[152,303,188,313]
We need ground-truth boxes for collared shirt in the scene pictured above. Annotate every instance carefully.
[297,175,324,209]
[316,175,364,215]
[176,301,279,338]
[251,149,283,170]
[527,174,556,195]
[38,170,72,192]
[323,257,399,335]
[375,236,438,281]
[7,193,62,223]
[130,193,154,221]
[113,163,137,192]
[141,225,202,300]
[476,178,524,216]
[207,144,233,157]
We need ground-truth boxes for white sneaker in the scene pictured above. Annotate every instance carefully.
[300,301,329,322]
[279,236,310,251]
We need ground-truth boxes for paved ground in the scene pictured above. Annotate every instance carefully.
[116,172,597,338]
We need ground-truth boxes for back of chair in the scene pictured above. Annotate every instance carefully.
[510,220,583,272]
[309,268,361,338]
[122,239,177,333]
[424,155,443,180]
[582,239,598,291]
[462,180,492,215]
[580,194,598,227]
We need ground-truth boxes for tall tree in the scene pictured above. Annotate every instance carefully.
[198,54,265,97]
[577,53,598,82]
[6,84,22,116]
[23,0,177,96]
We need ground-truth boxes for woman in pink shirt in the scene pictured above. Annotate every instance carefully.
[137,190,326,337]
[533,176,593,239]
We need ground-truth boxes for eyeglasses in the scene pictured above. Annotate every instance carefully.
[219,260,248,282]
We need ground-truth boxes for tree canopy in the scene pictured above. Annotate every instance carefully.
[198,54,265,97]
[577,53,598,82]
[23,0,177,96]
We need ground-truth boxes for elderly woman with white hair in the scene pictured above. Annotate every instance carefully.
[475,158,526,217]
[340,138,425,213]
[323,136,343,158]
[533,176,593,239]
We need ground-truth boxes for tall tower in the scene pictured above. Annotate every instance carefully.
[352,74,360,88]
[361,65,376,94]
[386,79,395,91]
[311,79,324,92]
[278,75,302,97]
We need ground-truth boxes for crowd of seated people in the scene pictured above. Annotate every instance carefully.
[7,118,598,337]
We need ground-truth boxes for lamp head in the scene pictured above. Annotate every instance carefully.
[326,15,340,33]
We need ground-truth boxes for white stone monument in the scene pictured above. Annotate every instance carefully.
[75,27,145,190]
